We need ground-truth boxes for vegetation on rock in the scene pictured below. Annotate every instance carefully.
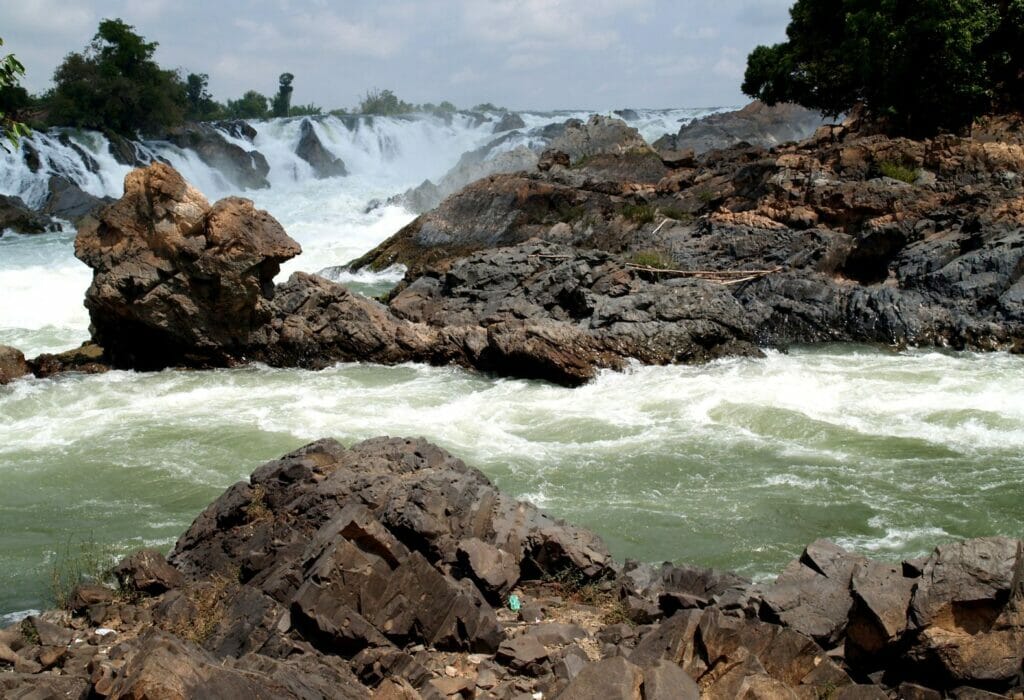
[0,38,30,150]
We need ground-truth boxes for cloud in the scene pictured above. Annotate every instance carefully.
[4,0,94,35]
[673,25,720,40]
[234,11,403,59]
[459,0,645,51]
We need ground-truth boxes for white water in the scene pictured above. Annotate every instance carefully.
[1,110,1022,617]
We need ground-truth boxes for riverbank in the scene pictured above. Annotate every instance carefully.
[2,437,1021,698]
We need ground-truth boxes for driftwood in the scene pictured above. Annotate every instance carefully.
[625,264,782,284]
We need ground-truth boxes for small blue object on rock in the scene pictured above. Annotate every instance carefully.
[508,594,521,612]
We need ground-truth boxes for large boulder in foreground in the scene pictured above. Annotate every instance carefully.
[75,163,301,369]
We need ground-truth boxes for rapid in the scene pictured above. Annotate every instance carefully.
[1,109,1022,621]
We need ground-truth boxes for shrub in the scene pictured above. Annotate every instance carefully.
[630,249,675,270]
[621,203,655,224]
[49,534,114,609]
[358,88,413,116]
[878,161,918,184]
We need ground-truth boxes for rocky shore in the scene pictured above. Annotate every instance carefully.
[2,438,1022,698]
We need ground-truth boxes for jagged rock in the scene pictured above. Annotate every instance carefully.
[41,175,111,224]
[28,343,109,379]
[0,193,55,234]
[166,123,270,190]
[556,657,643,700]
[0,345,30,384]
[113,549,184,595]
[640,659,700,700]
[0,674,90,700]
[296,119,347,178]
[496,635,549,675]
[68,584,115,612]
[845,560,916,668]
[760,539,865,647]
[75,163,301,369]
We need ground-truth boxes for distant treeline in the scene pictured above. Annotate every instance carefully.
[0,18,507,138]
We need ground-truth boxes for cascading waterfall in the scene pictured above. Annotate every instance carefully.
[2,107,1021,621]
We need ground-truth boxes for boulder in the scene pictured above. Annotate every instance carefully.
[295,119,347,178]
[112,549,184,595]
[41,175,111,224]
[0,345,30,385]
[0,193,54,234]
[556,657,643,700]
[640,659,700,700]
[75,163,301,369]
[663,101,828,154]
[845,560,916,668]
[493,112,526,133]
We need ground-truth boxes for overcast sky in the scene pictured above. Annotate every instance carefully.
[3,0,794,111]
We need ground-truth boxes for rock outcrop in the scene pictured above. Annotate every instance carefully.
[654,100,829,154]
[295,118,348,178]
[75,163,300,369]
[2,437,1022,699]
[0,345,30,384]
[166,123,271,190]
[0,193,56,235]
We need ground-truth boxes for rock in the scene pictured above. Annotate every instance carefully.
[760,539,865,647]
[556,657,643,700]
[845,560,916,668]
[0,345,30,385]
[0,674,90,700]
[0,641,42,674]
[909,537,1020,629]
[25,616,72,647]
[457,538,521,600]
[0,193,55,234]
[548,116,653,166]
[166,123,270,190]
[41,175,110,224]
[525,623,587,647]
[666,101,829,154]
[295,119,348,179]
[493,112,526,133]
[112,549,184,594]
[496,635,549,675]
[28,343,109,379]
[75,163,301,370]
[898,682,943,700]
[640,659,700,700]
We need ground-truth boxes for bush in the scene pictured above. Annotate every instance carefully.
[0,37,30,150]
[358,88,413,116]
[48,19,186,136]
[225,90,269,120]
[49,534,114,609]
[878,161,918,184]
[630,249,675,269]
[742,0,1024,136]
[621,203,655,224]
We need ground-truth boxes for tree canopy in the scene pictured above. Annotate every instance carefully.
[742,0,1024,136]
[48,18,186,136]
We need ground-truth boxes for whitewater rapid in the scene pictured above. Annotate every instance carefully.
[2,109,1022,619]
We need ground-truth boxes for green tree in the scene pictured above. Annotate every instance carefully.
[184,72,222,121]
[225,90,269,119]
[358,88,413,115]
[0,38,31,150]
[48,18,186,136]
[742,0,1024,136]
[271,72,293,118]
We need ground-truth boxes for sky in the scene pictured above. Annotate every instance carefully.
[2,0,794,111]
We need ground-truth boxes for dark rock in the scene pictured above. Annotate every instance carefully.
[845,560,915,668]
[104,130,150,167]
[556,656,643,700]
[525,623,587,647]
[0,674,90,700]
[760,539,865,647]
[25,616,72,647]
[640,659,700,700]
[552,644,590,682]
[0,345,30,385]
[295,119,347,179]
[496,635,549,675]
[457,537,520,600]
[493,112,526,133]
[166,123,270,190]
[29,343,109,379]
[112,549,184,594]
[41,175,111,224]
[898,682,943,700]
[0,193,55,234]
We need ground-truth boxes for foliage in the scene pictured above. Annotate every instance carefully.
[472,102,507,113]
[271,72,293,118]
[0,37,31,151]
[621,203,656,224]
[289,103,322,117]
[630,249,676,269]
[49,533,114,610]
[358,88,413,115]
[48,19,186,136]
[184,72,223,121]
[878,160,919,183]
[225,90,269,119]
[742,0,1024,136]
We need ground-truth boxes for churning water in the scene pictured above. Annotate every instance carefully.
[1,110,1022,620]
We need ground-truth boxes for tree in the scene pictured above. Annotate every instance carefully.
[358,88,413,115]
[271,72,293,118]
[742,0,1024,136]
[184,72,222,121]
[0,37,31,151]
[225,90,269,119]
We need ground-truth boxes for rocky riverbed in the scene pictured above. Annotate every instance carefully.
[1,437,1022,698]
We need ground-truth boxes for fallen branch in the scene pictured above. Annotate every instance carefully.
[625,264,782,284]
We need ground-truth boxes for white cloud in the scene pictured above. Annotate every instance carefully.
[4,0,94,35]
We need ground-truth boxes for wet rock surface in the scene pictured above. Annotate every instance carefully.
[166,122,271,190]
[654,100,829,154]
[3,437,1022,698]
[296,118,348,179]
